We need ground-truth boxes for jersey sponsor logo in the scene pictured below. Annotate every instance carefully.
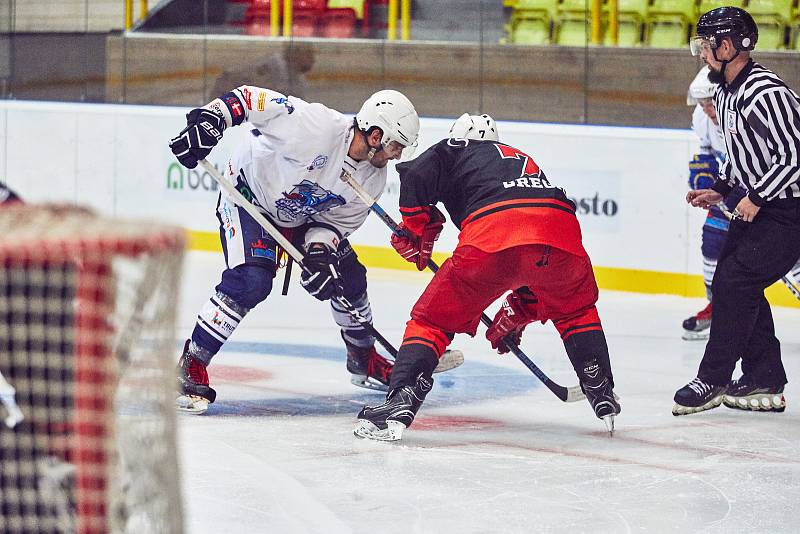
[502,176,552,189]
[307,155,328,171]
[726,109,737,134]
[257,91,266,111]
[211,310,236,335]
[495,144,541,177]
[241,88,253,110]
[275,180,345,222]
[271,97,295,114]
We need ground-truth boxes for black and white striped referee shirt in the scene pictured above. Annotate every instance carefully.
[712,59,800,205]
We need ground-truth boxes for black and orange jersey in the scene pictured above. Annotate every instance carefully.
[395,138,587,257]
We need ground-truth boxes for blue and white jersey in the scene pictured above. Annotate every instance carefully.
[205,85,385,250]
[692,104,726,161]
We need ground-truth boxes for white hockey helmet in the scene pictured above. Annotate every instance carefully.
[356,89,420,152]
[448,113,499,141]
[687,66,717,105]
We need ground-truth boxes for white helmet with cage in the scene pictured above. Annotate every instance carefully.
[448,113,499,141]
[355,90,420,153]
[686,66,717,105]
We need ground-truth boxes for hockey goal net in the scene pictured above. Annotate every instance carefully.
[0,205,185,534]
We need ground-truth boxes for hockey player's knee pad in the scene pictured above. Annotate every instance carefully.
[216,263,275,309]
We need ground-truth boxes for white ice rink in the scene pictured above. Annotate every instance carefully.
[176,251,800,534]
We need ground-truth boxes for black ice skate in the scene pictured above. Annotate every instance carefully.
[682,302,712,340]
[672,377,725,416]
[353,374,433,441]
[723,376,786,412]
[582,377,620,434]
[176,340,216,415]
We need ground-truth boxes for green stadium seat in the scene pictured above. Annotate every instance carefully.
[507,0,559,44]
[327,0,364,19]
[645,0,697,48]
[511,18,552,44]
[748,0,793,50]
[604,0,648,47]
[515,0,559,17]
[794,5,800,50]
[698,0,745,15]
[555,0,595,46]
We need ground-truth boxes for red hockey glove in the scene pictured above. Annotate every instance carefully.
[391,206,446,271]
[486,290,538,354]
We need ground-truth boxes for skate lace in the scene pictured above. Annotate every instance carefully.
[688,378,711,395]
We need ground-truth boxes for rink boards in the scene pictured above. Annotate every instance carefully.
[1,99,796,306]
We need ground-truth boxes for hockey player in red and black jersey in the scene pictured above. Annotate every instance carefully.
[355,114,620,441]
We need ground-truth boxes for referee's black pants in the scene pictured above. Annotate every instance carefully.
[698,198,800,387]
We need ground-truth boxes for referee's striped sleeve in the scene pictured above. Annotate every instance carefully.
[747,87,800,204]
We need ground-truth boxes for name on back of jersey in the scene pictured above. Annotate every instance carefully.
[502,176,553,189]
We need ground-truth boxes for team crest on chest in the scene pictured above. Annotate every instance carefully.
[275,180,345,222]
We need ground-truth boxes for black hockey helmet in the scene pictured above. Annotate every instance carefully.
[692,6,758,54]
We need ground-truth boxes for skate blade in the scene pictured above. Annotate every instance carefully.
[175,394,209,415]
[350,375,389,392]
[723,393,786,412]
[434,350,464,374]
[681,330,709,341]
[602,414,615,435]
[671,395,723,416]
[353,419,405,441]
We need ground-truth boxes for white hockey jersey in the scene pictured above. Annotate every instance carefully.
[692,104,726,159]
[205,86,385,250]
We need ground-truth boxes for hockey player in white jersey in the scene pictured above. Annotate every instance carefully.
[168,87,419,413]
[681,66,747,340]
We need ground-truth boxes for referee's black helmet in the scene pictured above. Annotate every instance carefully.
[695,6,758,52]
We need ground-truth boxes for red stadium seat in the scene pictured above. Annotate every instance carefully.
[292,10,319,36]
[321,8,357,38]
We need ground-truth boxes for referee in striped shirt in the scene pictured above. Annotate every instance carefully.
[674,6,800,416]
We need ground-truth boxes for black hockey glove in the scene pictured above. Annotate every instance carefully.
[300,243,340,301]
[169,108,226,169]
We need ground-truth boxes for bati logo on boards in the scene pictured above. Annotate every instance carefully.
[167,162,220,193]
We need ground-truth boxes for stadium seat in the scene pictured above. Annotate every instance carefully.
[748,0,793,50]
[556,0,595,47]
[698,0,745,15]
[295,0,326,9]
[507,0,559,44]
[510,18,552,44]
[328,0,364,19]
[794,5,800,50]
[321,8,357,38]
[604,0,648,47]
[645,0,696,48]
[292,10,319,36]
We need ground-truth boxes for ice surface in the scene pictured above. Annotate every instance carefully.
[177,252,800,534]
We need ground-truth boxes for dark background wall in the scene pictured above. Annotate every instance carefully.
[103,35,800,128]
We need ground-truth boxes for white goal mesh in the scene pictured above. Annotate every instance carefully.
[0,206,185,534]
